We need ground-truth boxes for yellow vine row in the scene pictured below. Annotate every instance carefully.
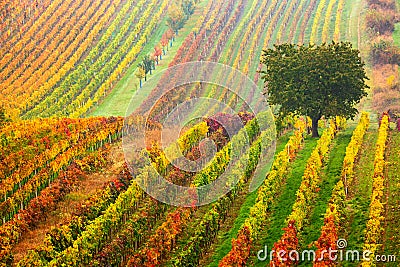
[313,113,370,266]
[321,0,338,43]
[362,115,390,267]
[333,0,345,41]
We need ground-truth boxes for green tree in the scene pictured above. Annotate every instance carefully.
[142,55,154,76]
[166,4,185,34]
[181,0,195,19]
[135,66,146,88]
[261,41,369,137]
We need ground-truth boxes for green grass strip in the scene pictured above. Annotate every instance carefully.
[298,126,354,253]
[206,132,292,266]
[393,23,400,47]
[247,136,319,267]
[340,129,377,266]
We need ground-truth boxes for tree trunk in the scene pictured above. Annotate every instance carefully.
[305,116,311,134]
[311,117,320,138]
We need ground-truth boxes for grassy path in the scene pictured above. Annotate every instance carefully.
[89,0,209,116]
[394,23,400,47]
[246,136,320,266]
[202,132,292,267]
[298,127,354,255]
[340,128,378,266]
[205,190,258,267]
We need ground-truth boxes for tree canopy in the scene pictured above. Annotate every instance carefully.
[166,4,185,34]
[261,41,369,137]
